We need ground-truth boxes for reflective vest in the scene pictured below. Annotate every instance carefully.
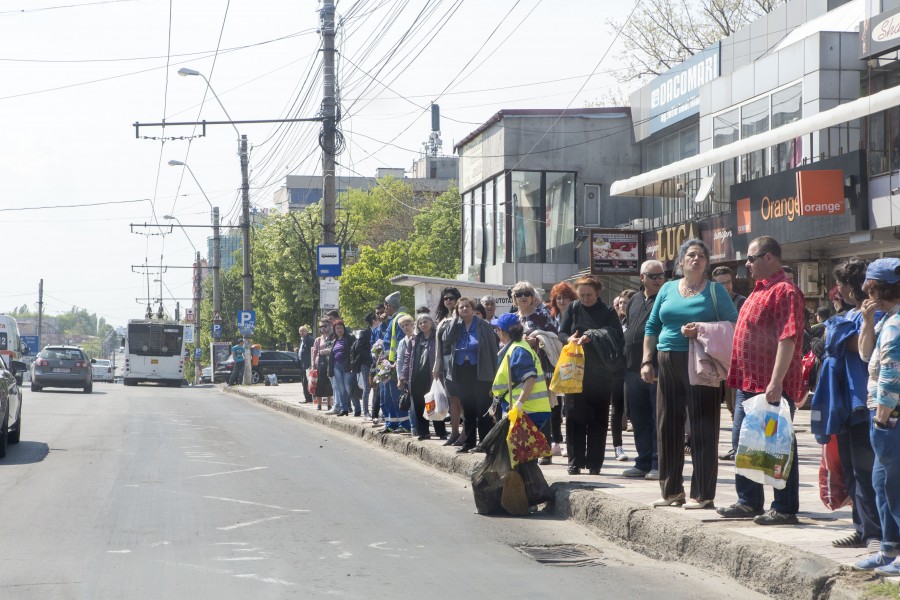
[387,312,409,362]
[492,340,551,414]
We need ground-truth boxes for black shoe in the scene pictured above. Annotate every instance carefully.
[353,412,361,417]
[438,434,448,440]
[719,449,736,461]
[338,411,349,417]
[471,445,486,453]
[456,445,473,453]
[417,434,431,441]
[539,456,552,465]
[589,468,601,475]
[716,503,764,519]
[754,510,798,526]
[567,466,581,475]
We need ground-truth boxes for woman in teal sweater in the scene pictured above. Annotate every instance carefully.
[641,239,738,509]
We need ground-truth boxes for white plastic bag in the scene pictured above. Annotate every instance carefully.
[265,373,278,386]
[735,395,795,490]
[423,378,449,421]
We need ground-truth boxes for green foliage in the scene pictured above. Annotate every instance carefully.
[863,583,900,599]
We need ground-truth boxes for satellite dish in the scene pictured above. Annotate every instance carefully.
[694,173,716,204]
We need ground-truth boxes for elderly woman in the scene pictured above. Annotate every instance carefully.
[403,313,447,441]
[642,239,738,509]
[855,258,900,575]
[558,275,624,475]
[436,297,499,453]
[395,315,417,434]
[433,286,463,445]
[311,318,334,411]
[327,320,355,417]
[812,258,882,551]
[611,289,639,463]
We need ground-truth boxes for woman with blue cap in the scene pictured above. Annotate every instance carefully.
[855,257,900,575]
[491,312,552,432]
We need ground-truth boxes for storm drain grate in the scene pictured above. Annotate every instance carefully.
[515,545,605,567]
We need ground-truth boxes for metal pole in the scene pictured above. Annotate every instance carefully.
[321,0,336,246]
[194,251,202,386]
[212,206,221,318]
[37,279,43,351]
[240,134,252,385]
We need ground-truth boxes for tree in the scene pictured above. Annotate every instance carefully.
[608,0,785,82]
[340,177,437,248]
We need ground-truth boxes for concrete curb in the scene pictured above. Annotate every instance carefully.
[225,386,875,599]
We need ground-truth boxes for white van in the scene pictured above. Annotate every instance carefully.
[0,315,26,368]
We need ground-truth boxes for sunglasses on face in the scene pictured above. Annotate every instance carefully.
[514,291,534,298]
[443,296,458,302]
[643,273,665,280]
[747,252,768,263]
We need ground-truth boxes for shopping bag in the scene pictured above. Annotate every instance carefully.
[423,378,449,421]
[307,368,318,396]
[506,404,551,468]
[735,395,795,490]
[819,436,851,510]
[471,418,512,514]
[549,340,585,394]
[265,373,278,386]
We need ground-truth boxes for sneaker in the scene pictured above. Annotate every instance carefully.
[551,443,562,456]
[874,559,900,577]
[854,552,895,571]
[615,446,629,462]
[716,503,764,519]
[719,449,736,461]
[832,532,863,548]
[644,469,660,480]
[753,510,798,526]
[396,427,411,435]
[622,467,648,478]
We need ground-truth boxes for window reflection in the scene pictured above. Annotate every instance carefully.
[546,172,575,264]
[512,171,542,263]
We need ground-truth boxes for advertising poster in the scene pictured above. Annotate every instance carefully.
[590,229,641,275]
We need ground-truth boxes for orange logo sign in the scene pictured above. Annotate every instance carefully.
[736,197,751,234]
[796,170,845,216]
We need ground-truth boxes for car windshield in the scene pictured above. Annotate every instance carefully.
[94,360,111,367]
[41,348,85,361]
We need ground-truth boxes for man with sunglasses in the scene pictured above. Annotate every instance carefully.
[622,260,665,480]
[718,236,805,525]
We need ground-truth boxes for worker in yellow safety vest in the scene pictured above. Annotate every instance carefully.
[490,312,551,425]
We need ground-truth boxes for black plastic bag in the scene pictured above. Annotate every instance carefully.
[515,460,551,506]
[471,417,511,514]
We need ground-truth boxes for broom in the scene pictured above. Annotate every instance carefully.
[500,470,530,516]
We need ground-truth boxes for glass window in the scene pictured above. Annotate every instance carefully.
[545,172,575,264]
[713,109,739,149]
[496,176,506,265]
[462,191,472,268]
[484,179,495,266]
[771,84,802,173]
[127,324,183,356]
[473,185,484,271]
[511,171,542,263]
[680,126,699,158]
[741,97,769,180]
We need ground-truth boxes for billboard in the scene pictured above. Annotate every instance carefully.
[860,5,900,59]
[590,229,641,275]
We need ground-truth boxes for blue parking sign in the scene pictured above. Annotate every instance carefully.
[237,310,256,335]
[194,347,202,359]
[212,323,222,340]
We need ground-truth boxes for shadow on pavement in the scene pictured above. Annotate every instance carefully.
[1,441,50,465]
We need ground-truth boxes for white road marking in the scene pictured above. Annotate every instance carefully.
[213,557,267,561]
[217,516,285,531]
[189,460,244,466]
[107,550,131,554]
[233,548,263,552]
[166,561,296,585]
[122,484,139,488]
[232,574,295,586]
[338,552,353,559]
[150,541,171,547]
[214,542,249,546]
[188,466,267,479]
[203,496,286,510]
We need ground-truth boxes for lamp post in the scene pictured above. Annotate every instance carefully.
[166,160,221,319]
[178,67,252,385]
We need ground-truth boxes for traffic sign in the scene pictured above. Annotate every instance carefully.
[211,323,222,340]
[237,310,256,335]
[183,324,195,344]
[21,335,39,356]
[316,245,342,277]
[194,347,202,359]
[184,308,195,323]
[213,311,223,323]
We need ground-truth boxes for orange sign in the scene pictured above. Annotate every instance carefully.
[796,170,845,216]
[736,197,752,234]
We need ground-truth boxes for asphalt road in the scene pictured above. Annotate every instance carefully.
[0,383,766,599]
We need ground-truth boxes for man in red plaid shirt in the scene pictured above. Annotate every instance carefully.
[717,236,806,525]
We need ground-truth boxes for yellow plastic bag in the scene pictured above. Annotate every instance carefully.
[549,340,585,394]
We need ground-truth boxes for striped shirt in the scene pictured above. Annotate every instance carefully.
[867,307,900,410]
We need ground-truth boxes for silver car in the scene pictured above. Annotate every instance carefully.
[91,359,115,383]
[31,346,92,393]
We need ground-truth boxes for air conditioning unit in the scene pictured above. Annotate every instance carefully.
[797,262,820,297]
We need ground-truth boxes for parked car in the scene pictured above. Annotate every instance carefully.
[30,346,93,393]
[215,350,303,384]
[91,359,115,383]
[0,358,24,458]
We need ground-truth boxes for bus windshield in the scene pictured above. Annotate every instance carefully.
[128,323,184,357]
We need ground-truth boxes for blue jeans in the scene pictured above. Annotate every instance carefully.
[625,370,658,473]
[333,366,353,413]
[359,371,371,416]
[837,419,881,545]
[871,412,900,556]
[733,390,800,514]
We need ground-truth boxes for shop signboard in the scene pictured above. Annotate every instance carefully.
[590,229,641,275]
[729,151,865,246]
[860,4,900,59]
[643,218,742,270]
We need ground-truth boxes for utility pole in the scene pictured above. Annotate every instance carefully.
[37,279,43,350]
[240,134,252,385]
[212,206,221,319]
[193,251,202,385]
[321,0,336,246]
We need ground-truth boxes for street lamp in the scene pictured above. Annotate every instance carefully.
[166,160,221,319]
[163,214,196,253]
[179,67,252,385]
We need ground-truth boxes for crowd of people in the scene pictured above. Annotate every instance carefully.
[239,234,900,576]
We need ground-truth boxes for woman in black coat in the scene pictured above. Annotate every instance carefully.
[558,276,624,475]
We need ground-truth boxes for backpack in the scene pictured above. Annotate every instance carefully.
[348,338,365,374]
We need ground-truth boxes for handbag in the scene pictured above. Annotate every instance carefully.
[398,389,411,412]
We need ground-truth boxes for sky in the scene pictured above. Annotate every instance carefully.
[1,0,635,328]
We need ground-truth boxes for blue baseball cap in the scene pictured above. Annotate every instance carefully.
[490,312,519,332]
[866,258,900,285]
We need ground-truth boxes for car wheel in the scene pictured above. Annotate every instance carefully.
[251,370,261,385]
[0,408,8,459]
[83,382,93,394]
[123,378,137,387]
[9,408,21,445]
[30,382,41,392]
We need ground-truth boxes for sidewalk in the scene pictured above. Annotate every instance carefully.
[221,382,886,599]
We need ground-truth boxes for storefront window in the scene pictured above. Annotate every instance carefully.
[484,179,495,266]
[545,172,575,264]
[511,171,542,263]
[473,185,484,274]
[462,190,472,268]
[496,176,507,264]
[771,84,802,173]
[741,97,769,180]
[680,127,699,158]
[713,109,739,149]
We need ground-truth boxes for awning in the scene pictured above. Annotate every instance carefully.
[610,84,900,197]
